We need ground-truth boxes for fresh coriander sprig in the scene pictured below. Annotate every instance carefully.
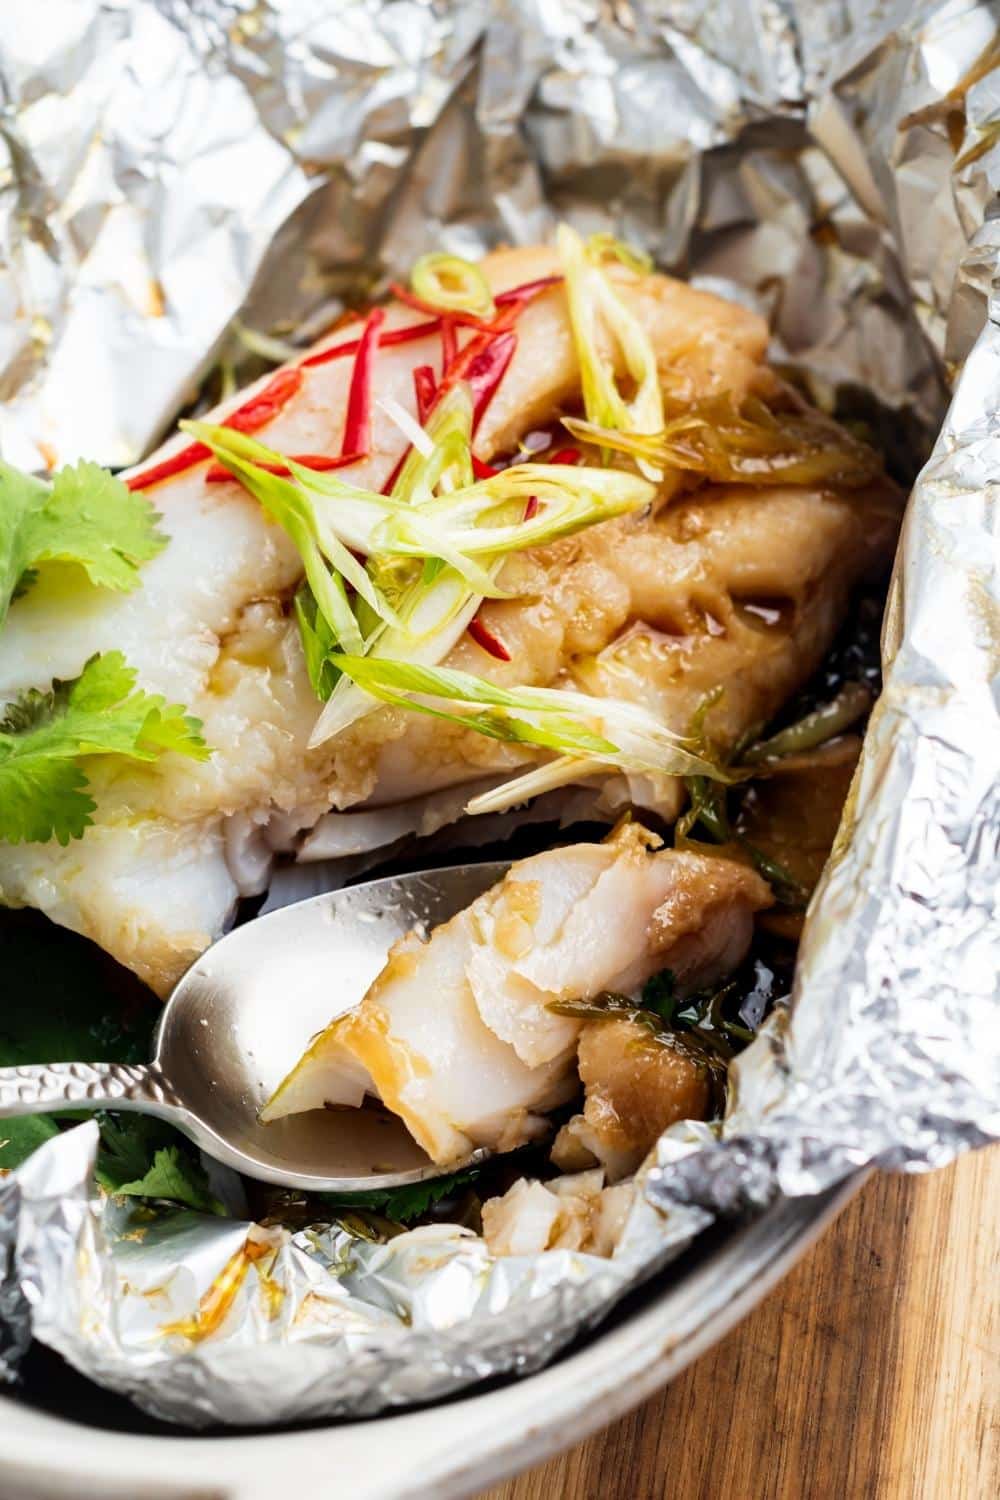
[0,652,209,846]
[0,460,165,627]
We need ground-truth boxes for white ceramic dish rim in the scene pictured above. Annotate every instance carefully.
[0,1173,864,1500]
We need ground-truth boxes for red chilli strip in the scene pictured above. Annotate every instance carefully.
[341,307,385,458]
[494,275,563,306]
[205,452,365,484]
[126,367,304,492]
[523,495,540,519]
[466,330,517,432]
[413,365,438,425]
[471,454,499,480]
[300,317,440,370]
[226,367,303,434]
[548,447,581,465]
[388,282,505,332]
[468,614,512,661]
[439,316,457,375]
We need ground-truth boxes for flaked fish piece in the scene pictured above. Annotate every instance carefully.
[324,475,898,821]
[480,1171,635,1259]
[551,1019,713,1183]
[262,824,771,1165]
[0,240,888,995]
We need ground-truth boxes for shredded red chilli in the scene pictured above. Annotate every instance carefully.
[300,317,440,370]
[494,275,562,306]
[466,330,517,430]
[548,447,581,465]
[439,317,457,375]
[468,614,512,661]
[341,307,384,458]
[413,364,437,425]
[523,495,540,519]
[127,275,560,496]
[126,367,304,492]
[205,453,364,484]
[471,454,499,480]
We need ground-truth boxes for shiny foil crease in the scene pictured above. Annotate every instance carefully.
[2,0,998,1427]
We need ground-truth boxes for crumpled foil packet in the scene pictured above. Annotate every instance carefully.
[1,0,998,1428]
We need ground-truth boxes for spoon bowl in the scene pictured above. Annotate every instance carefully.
[0,862,507,1192]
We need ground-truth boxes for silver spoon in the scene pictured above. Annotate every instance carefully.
[0,862,506,1193]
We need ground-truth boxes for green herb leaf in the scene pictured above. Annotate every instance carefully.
[0,651,209,845]
[0,913,220,1204]
[93,1113,169,1188]
[0,459,165,626]
[0,1114,60,1171]
[112,1144,225,1215]
[323,1164,482,1223]
[640,969,677,1023]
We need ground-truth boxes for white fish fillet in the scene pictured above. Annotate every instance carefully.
[262,824,772,1165]
[0,243,891,993]
[480,1171,634,1259]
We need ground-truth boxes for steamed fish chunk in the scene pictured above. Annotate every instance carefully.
[551,1019,712,1183]
[353,473,899,816]
[262,824,772,1166]
[261,914,580,1167]
[465,824,767,1068]
[0,246,773,993]
[481,1170,635,1258]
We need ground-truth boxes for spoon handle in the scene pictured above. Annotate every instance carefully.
[0,1061,183,1120]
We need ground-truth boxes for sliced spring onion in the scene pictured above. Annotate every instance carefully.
[294,582,340,701]
[182,421,397,651]
[741,682,873,764]
[309,385,502,743]
[563,395,883,490]
[377,394,435,459]
[324,656,731,783]
[187,385,654,748]
[556,223,664,479]
[465,754,607,816]
[378,464,653,557]
[586,232,654,275]
[410,252,496,320]
[308,566,495,744]
[229,318,302,366]
[389,384,475,505]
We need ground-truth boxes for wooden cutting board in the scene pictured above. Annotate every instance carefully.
[480,1146,998,1499]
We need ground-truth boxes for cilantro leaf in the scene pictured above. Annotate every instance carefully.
[0,1114,60,1171]
[323,1165,482,1223]
[0,651,210,846]
[640,968,677,1023]
[93,1113,169,1188]
[111,1145,225,1216]
[0,459,165,625]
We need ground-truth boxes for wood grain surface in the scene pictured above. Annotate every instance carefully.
[480,1147,998,1500]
